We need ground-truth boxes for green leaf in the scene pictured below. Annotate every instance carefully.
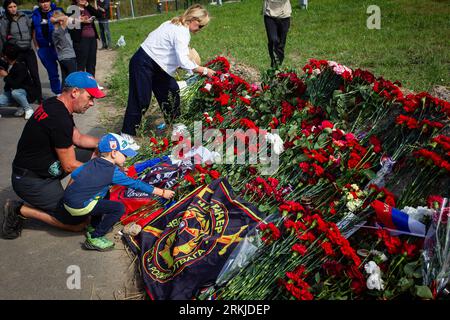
[296,154,309,163]
[258,103,269,112]
[383,290,394,299]
[415,285,433,299]
[397,277,414,291]
[413,270,423,279]
[403,261,418,277]
[287,125,298,139]
[361,169,376,180]
[314,272,321,284]
[332,89,343,99]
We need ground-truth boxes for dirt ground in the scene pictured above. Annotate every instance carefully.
[94,49,145,299]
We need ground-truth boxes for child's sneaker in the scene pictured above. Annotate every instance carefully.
[85,225,95,238]
[84,236,115,251]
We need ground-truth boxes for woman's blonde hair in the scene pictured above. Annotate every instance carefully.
[189,47,201,65]
[171,4,210,28]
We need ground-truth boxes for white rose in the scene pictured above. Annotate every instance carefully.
[346,202,356,212]
[364,261,381,275]
[367,273,385,291]
[266,133,284,155]
[204,83,212,91]
[402,206,434,222]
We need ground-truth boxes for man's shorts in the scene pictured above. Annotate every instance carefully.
[11,168,64,214]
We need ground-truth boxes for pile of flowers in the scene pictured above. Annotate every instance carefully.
[129,56,449,300]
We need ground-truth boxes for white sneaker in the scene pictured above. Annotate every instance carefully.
[14,108,25,117]
[24,109,34,120]
[121,133,140,151]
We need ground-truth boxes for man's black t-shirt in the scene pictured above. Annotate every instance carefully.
[13,97,75,178]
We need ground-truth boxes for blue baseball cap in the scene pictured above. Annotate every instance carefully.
[98,133,137,158]
[64,71,106,99]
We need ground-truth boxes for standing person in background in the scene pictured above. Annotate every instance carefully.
[263,0,291,69]
[69,0,103,77]
[120,4,215,151]
[51,10,77,85]
[31,0,63,95]
[1,0,43,103]
[97,0,112,50]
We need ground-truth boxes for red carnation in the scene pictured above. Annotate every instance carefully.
[209,170,221,180]
[239,96,251,105]
[215,92,230,106]
[299,162,310,173]
[311,163,325,177]
[321,120,334,129]
[320,241,335,256]
[184,174,196,186]
[292,243,308,256]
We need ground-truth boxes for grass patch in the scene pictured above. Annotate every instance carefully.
[108,0,449,111]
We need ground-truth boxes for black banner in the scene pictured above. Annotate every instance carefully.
[125,177,262,300]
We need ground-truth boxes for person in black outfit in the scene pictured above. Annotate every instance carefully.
[69,0,103,76]
[263,0,292,68]
[1,0,42,102]
[97,0,112,50]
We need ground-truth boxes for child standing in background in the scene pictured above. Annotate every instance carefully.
[51,10,77,85]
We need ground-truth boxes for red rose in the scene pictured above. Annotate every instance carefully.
[209,170,220,180]
[402,241,418,258]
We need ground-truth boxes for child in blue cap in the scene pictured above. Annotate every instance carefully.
[60,132,175,251]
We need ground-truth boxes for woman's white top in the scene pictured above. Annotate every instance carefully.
[140,21,198,76]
